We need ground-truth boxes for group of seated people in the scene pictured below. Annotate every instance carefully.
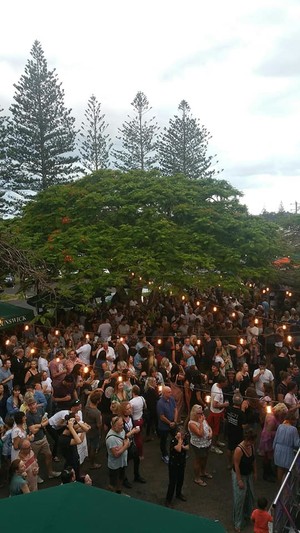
[0,290,299,502]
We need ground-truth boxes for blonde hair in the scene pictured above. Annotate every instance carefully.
[189,404,203,422]
[273,402,288,416]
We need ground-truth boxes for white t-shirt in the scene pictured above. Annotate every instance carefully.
[38,356,49,375]
[253,368,274,397]
[41,377,52,394]
[11,426,27,461]
[76,344,91,365]
[130,396,145,421]
[97,322,112,340]
[210,383,224,414]
[48,409,83,429]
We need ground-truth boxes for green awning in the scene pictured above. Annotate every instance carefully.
[0,483,225,532]
[0,302,34,330]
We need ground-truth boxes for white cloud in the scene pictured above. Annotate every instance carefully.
[1,0,299,214]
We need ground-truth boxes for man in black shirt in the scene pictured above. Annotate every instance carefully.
[226,393,246,469]
[202,331,216,372]
[26,397,61,482]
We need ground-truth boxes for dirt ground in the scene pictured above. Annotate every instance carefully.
[0,434,278,533]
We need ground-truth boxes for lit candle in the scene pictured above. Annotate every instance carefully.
[55,330,59,336]
[30,348,35,355]
[118,375,123,382]
[5,339,10,346]
[254,318,259,325]
[83,366,89,374]
[197,339,201,346]
[139,276,142,281]
[196,300,200,306]
[85,334,90,340]
[287,335,293,343]
[266,405,272,414]
[249,283,252,288]
[232,312,236,318]
[282,324,287,331]
[120,337,124,343]
[262,289,266,294]
[213,306,217,313]
[289,292,292,297]
[56,357,60,362]
[182,295,185,301]
[157,338,162,345]
[239,338,245,345]
[158,385,163,393]
[24,325,29,331]
[205,394,211,403]
[266,287,270,292]
[131,272,135,277]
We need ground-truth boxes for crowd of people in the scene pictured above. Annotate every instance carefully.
[0,288,300,531]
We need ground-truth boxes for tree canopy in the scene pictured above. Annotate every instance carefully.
[10,170,283,300]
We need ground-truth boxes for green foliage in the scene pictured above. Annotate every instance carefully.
[11,170,284,299]
[158,100,218,179]
[113,92,159,171]
[8,40,78,193]
[79,95,112,172]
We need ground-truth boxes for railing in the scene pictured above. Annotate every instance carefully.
[271,447,300,532]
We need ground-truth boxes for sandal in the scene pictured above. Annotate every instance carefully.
[202,473,213,479]
[194,479,207,487]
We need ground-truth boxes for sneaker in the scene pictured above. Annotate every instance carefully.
[216,441,226,447]
[49,471,61,479]
[162,455,169,464]
[37,476,44,484]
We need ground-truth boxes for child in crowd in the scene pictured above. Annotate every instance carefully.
[251,497,273,533]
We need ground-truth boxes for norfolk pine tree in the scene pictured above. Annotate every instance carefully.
[113,91,159,171]
[79,94,112,172]
[158,100,217,179]
[0,108,7,186]
[8,40,78,193]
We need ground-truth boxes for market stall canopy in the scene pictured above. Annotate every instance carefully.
[0,483,225,532]
[0,302,34,330]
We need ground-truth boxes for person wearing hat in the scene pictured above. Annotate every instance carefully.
[26,397,61,482]
[226,393,247,469]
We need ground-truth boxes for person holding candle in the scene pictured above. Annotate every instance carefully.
[259,402,288,482]
[207,375,229,454]
[188,404,212,486]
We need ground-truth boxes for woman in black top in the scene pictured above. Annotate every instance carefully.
[58,415,89,481]
[165,429,189,507]
[232,426,257,533]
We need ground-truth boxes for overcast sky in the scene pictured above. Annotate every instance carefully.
[1,0,299,214]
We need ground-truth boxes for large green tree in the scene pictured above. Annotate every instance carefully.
[8,40,78,193]
[11,170,283,300]
[113,92,159,171]
[158,100,217,179]
[79,95,112,172]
